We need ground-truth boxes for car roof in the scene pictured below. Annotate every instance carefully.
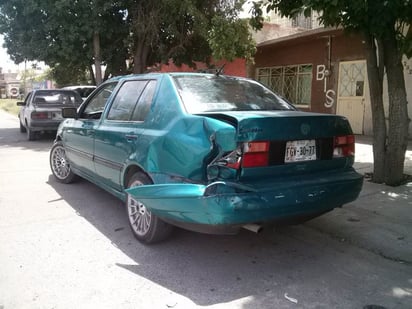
[33,89,82,94]
[32,89,83,101]
[103,72,248,84]
[62,85,96,89]
[33,89,81,94]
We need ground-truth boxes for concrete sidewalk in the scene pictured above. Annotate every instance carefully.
[307,135,412,264]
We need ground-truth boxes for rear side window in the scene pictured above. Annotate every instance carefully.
[108,80,157,121]
[131,80,157,121]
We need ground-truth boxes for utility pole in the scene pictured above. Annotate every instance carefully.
[23,59,27,96]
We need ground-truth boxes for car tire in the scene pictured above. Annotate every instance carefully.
[49,141,77,184]
[19,120,26,133]
[26,125,36,141]
[126,172,173,244]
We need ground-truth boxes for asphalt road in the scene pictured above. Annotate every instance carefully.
[0,110,410,309]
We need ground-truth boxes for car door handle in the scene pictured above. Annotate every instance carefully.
[125,134,138,141]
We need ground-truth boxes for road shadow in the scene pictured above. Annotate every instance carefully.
[46,175,410,308]
[0,127,55,152]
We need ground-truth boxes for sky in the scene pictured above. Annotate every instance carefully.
[0,34,46,73]
[0,35,21,72]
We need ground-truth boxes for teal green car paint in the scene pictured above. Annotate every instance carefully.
[52,72,363,239]
[126,168,363,226]
[204,111,352,141]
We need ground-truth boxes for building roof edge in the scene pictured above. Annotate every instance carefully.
[257,26,343,47]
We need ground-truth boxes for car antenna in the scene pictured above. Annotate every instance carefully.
[215,63,226,76]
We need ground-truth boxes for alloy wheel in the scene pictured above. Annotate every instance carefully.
[51,145,71,180]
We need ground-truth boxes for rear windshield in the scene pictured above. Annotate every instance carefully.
[173,75,296,113]
[70,87,95,98]
[33,91,83,106]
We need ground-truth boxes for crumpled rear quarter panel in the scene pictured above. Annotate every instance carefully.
[127,76,237,183]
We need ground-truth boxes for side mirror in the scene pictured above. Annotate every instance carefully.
[62,107,78,119]
[16,101,25,106]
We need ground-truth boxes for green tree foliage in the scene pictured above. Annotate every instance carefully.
[250,0,411,186]
[123,0,255,73]
[0,0,255,81]
[0,0,127,85]
[208,14,256,62]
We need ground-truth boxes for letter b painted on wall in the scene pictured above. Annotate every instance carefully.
[316,65,326,81]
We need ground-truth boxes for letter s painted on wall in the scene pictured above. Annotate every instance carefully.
[324,89,335,108]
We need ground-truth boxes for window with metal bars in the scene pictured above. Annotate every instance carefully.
[256,64,312,106]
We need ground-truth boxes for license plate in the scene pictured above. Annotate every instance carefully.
[51,111,62,120]
[285,140,316,163]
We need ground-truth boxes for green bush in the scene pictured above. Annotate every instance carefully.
[0,99,20,116]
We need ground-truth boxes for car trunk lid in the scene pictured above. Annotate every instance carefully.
[201,111,355,179]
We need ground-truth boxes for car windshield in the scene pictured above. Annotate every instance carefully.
[173,75,296,113]
[33,91,83,106]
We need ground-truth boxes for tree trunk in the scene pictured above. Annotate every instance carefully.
[93,31,102,85]
[382,31,409,185]
[129,2,160,74]
[133,42,144,74]
[89,65,96,85]
[133,38,150,74]
[364,34,386,183]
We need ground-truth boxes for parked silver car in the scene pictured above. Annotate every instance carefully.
[17,89,83,140]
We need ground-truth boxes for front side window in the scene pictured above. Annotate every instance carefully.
[82,82,117,118]
[173,75,295,114]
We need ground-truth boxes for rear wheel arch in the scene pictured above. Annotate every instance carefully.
[125,172,173,244]
[123,164,152,189]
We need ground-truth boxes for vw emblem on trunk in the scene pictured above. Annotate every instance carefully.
[301,123,310,135]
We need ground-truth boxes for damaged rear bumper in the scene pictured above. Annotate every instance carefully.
[126,168,363,234]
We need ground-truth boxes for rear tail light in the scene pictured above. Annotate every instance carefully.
[213,141,270,171]
[31,111,50,119]
[333,135,355,157]
[222,150,241,169]
[242,141,270,168]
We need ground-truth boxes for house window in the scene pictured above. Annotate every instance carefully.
[256,64,312,106]
[292,12,313,29]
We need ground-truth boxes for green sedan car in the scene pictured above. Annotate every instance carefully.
[50,73,363,244]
